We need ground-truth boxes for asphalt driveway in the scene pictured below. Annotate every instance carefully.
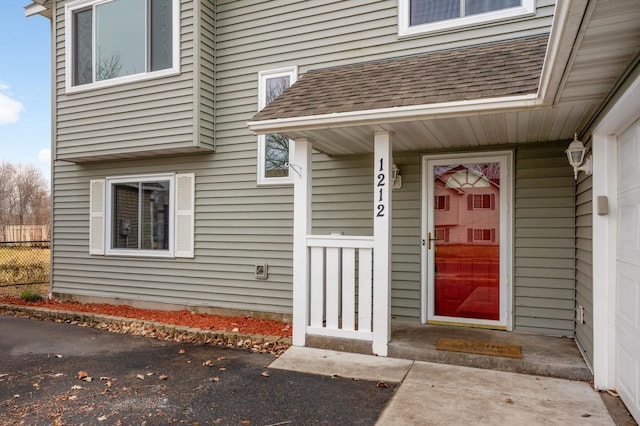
[0,316,394,425]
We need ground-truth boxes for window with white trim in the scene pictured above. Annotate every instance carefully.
[89,173,194,258]
[65,0,179,92]
[398,0,535,36]
[257,67,297,185]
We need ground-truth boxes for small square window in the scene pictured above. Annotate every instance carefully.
[398,0,535,37]
[257,67,298,185]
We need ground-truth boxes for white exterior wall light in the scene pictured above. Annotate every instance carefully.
[566,134,592,180]
[392,162,402,190]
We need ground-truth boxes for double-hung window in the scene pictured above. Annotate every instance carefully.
[398,0,535,36]
[89,173,194,258]
[65,0,179,92]
[257,67,298,185]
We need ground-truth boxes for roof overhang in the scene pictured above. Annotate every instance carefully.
[25,0,52,19]
[247,0,614,156]
[249,93,541,136]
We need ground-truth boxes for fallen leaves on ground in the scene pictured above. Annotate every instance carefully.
[1,299,290,357]
[0,296,291,337]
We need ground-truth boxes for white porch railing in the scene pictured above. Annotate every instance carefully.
[306,235,374,341]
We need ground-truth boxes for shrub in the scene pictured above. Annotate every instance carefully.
[19,289,43,302]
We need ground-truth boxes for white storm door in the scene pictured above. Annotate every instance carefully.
[422,152,511,329]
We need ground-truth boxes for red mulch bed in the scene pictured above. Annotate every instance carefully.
[0,296,292,338]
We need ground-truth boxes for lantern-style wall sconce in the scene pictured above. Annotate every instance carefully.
[565,134,592,180]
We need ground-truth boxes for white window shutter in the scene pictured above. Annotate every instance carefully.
[89,179,105,255]
[175,173,195,258]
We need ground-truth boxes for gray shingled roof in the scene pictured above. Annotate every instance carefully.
[252,35,548,122]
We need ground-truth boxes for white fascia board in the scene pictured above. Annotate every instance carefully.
[24,3,48,17]
[248,93,541,134]
[538,0,590,105]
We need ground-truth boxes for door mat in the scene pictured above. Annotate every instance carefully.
[436,337,522,359]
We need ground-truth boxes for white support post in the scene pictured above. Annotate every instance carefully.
[292,138,312,347]
[372,131,392,356]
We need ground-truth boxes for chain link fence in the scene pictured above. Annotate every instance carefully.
[0,241,50,288]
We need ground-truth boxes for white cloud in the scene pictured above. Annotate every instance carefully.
[0,85,23,125]
[38,148,51,164]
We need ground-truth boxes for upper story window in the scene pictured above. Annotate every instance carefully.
[398,0,535,37]
[257,67,298,185]
[468,193,495,210]
[65,0,179,92]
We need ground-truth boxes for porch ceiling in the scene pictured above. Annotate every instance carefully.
[248,0,640,156]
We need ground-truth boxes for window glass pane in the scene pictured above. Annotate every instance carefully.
[95,0,146,81]
[150,0,173,71]
[265,76,290,104]
[112,183,140,249]
[112,180,170,251]
[73,8,93,86]
[265,133,290,178]
[141,181,170,250]
[433,162,500,320]
[410,0,460,25]
[465,0,520,16]
[263,74,292,178]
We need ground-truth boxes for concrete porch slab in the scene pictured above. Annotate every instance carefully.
[389,323,592,380]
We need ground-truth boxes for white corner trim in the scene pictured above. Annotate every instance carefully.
[591,135,617,391]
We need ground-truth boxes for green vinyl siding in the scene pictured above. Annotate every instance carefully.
[574,171,593,365]
[513,143,576,336]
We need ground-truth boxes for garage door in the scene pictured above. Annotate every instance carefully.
[616,118,640,422]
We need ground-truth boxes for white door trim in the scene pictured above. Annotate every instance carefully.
[592,72,640,392]
[420,151,513,329]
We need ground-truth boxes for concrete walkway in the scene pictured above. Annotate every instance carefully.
[270,347,614,425]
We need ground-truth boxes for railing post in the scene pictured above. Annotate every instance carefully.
[373,131,392,356]
[292,138,312,347]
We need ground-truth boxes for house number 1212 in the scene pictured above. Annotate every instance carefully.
[376,158,386,217]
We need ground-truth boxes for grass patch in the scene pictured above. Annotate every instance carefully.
[0,282,50,298]
[0,246,50,286]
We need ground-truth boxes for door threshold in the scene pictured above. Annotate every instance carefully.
[427,319,508,331]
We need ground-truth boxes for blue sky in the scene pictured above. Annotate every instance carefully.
[0,1,51,182]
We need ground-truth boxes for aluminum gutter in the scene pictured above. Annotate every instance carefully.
[248,93,541,135]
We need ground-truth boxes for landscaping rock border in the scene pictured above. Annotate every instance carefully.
[0,303,291,356]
